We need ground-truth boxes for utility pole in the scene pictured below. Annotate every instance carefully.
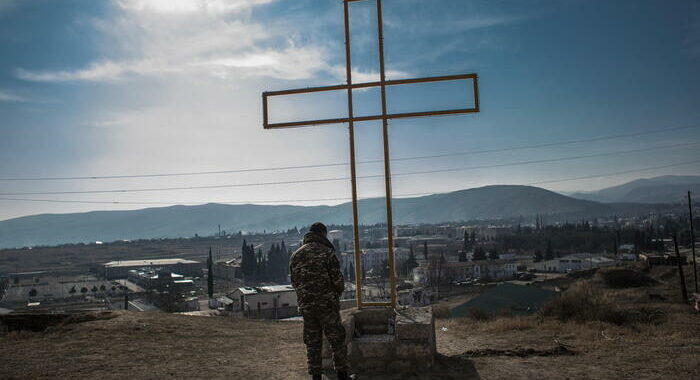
[673,234,688,303]
[688,191,697,293]
[124,291,129,310]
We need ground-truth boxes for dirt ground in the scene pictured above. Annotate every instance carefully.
[1,266,699,380]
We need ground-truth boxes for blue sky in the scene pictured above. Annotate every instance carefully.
[0,0,699,221]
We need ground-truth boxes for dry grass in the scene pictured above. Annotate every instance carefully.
[596,267,657,288]
[539,281,633,325]
[1,264,698,380]
[432,304,450,319]
[467,308,492,322]
[435,264,700,379]
[0,311,308,380]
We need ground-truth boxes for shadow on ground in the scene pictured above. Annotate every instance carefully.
[323,354,480,380]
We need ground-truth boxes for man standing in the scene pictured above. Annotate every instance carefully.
[290,222,353,380]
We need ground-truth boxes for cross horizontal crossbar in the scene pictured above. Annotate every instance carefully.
[263,73,479,129]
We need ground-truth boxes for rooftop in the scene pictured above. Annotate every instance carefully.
[103,258,199,267]
[235,285,295,295]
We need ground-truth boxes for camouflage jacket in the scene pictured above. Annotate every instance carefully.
[290,232,345,312]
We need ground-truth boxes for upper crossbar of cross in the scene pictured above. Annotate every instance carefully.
[262,0,480,309]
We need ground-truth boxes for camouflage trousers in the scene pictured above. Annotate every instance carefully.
[302,307,348,375]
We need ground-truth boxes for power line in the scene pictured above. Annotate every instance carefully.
[526,159,700,185]
[1,140,696,196]
[393,141,700,178]
[1,123,698,181]
[2,158,699,205]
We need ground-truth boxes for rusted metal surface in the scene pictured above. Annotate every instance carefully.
[375,0,398,308]
[263,74,479,129]
[343,0,364,311]
[261,0,480,309]
[264,73,477,96]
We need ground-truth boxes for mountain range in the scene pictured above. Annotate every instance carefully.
[568,175,700,203]
[1,176,696,249]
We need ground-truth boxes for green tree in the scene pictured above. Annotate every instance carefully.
[488,250,499,260]
[241,240,256,280]
[472,246,487,261]
[403,247,419,276]
[423,241,429,260]
[207,247,214,299]
[534,250,543,262]
[545,240,555,261]
[28,288,37,297]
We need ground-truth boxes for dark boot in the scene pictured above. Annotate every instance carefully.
[337,371,357,380]
[312,374,322,380]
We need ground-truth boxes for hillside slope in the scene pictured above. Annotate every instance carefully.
[0,185,635,248]
[1,266,698,379]
[570,175,700,203]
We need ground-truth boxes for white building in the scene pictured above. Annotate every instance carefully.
[339,247,411,273]
[412,260,517,286]
[533,253,616,273]
[229,285,298,319]
[101,258,201,279]
[212,259,241,280]
[327,230,344,241]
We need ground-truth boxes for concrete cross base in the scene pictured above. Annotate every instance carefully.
[322,306,436,374]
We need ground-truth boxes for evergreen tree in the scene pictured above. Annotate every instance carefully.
[423,241,429,260]
[241,239,255,280]
[401,248,419,277]
[255,248,267,282]
[207,247,214,299]
[488,249,499,260]
[463,230,469,252]
[534,250,543,262]
[472,246,487,261]
[545,240,555,261]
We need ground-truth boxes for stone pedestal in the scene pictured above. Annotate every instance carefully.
[322,306,435,374]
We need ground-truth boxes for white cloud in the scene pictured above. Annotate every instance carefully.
[0,90,27,102]
[116,0,275,14]
[16,0,333,83]
[327,66,413,84]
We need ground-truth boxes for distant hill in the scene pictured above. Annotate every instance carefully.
[569,175,700,203]
[0,185,669,248]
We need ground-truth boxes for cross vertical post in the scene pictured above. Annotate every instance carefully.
[375,0,397,307]
[262,0,480,309]
[343,0,364,309]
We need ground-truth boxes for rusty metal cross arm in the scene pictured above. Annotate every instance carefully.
[262,73,479,129]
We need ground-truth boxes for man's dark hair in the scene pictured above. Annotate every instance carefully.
[309,222,327,236]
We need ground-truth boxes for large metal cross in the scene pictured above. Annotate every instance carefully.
[262,0,479,308]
